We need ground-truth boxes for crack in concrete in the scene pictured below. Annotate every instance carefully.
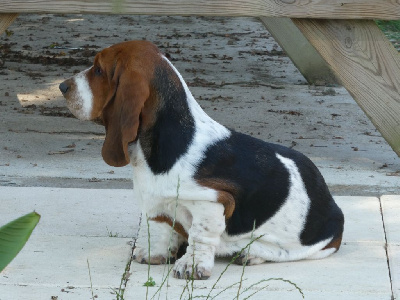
[117,215,142,299]
[379,196,395,300]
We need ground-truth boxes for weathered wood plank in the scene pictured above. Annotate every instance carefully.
[294,19,400,156]
[0,13,17,36]
[0,0,400,20]
[260,17,337,85]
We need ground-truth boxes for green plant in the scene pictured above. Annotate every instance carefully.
[110,254,133,300]
[0,212,40,272]
[143,214,156,300]
[145,177,181,299]
[180,241,196,300]
[376,20,400,51]
[236,222,256,298]
[106,227,120,237]
[376,20,400,32]
[87,259,96,300]
[143,276,156,287]
[5,30,14,37]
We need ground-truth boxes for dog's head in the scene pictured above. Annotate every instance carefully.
[59,41,164,167]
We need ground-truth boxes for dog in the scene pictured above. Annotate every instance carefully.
[59,40,344,280]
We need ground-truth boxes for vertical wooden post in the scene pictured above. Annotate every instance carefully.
[293,19,400,156]
[260,17,337,85]
[0,14,18,36]
[0,14,17,67]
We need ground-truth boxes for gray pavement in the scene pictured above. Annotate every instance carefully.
[0,188,398,300]
[1,14,400,195]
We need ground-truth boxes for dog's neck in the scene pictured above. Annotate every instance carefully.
[137,58,200,174]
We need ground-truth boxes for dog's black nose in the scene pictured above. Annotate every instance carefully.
[59,81,69,94]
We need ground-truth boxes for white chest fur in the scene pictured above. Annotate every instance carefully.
[130,55,231,222]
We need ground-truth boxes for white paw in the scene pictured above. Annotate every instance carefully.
[172,252,214,280]
[133,246,177,265]
[234,254,266,266]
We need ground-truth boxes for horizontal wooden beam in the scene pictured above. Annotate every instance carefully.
[1,0,400,20]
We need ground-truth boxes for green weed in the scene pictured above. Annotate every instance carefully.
[376,20,400,33]
[144,276,156,287]
[114,254,134,300]
[86,259,96,300]
[106,226,120,238]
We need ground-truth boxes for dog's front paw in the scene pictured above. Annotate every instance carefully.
[133,246,177,265]
[172,253,213,280]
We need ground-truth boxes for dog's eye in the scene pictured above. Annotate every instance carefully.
[94,66,103,76]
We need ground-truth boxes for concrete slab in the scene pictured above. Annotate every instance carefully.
[381,195,400,300]
[0,235,131,286]
[0,187,140,237]
[0,285,119,300]
[125,243,390,299]
[0,235,132,300]
[335,196,385,243]
[388,245,400,300]
[125,196,392,299]
[381,195,400,244]
[0,187,137,300]
[124,287,388,300]
[0,190,395,299]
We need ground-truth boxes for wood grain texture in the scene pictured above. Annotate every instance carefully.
[0,13,17,36]
[1,0,400,19]
[294,19,400,156]
[260,17,337,85]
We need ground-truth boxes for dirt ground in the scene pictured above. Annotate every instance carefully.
[0,14,399,195]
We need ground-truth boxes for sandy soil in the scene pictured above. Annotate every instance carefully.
[0,14,399,195]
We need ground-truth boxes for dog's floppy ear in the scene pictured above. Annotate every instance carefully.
[101,65,150,167]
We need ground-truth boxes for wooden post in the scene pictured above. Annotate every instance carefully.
[0,13,17,36]
[260,17,337,85]
[293,19,400,156]
[0,14,17,67]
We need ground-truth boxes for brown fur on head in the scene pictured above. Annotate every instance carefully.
[60,41,162,167]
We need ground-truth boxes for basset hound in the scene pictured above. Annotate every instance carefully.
[59,40,344,280]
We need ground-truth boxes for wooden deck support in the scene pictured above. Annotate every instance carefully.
[0,13,17,36]
[260,17,337,85]
[294,19,400,156]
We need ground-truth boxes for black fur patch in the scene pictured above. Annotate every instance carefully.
[195,130,344,242]
[139,62,195,174]
[296,159,344,245]
[195,131,290,235]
